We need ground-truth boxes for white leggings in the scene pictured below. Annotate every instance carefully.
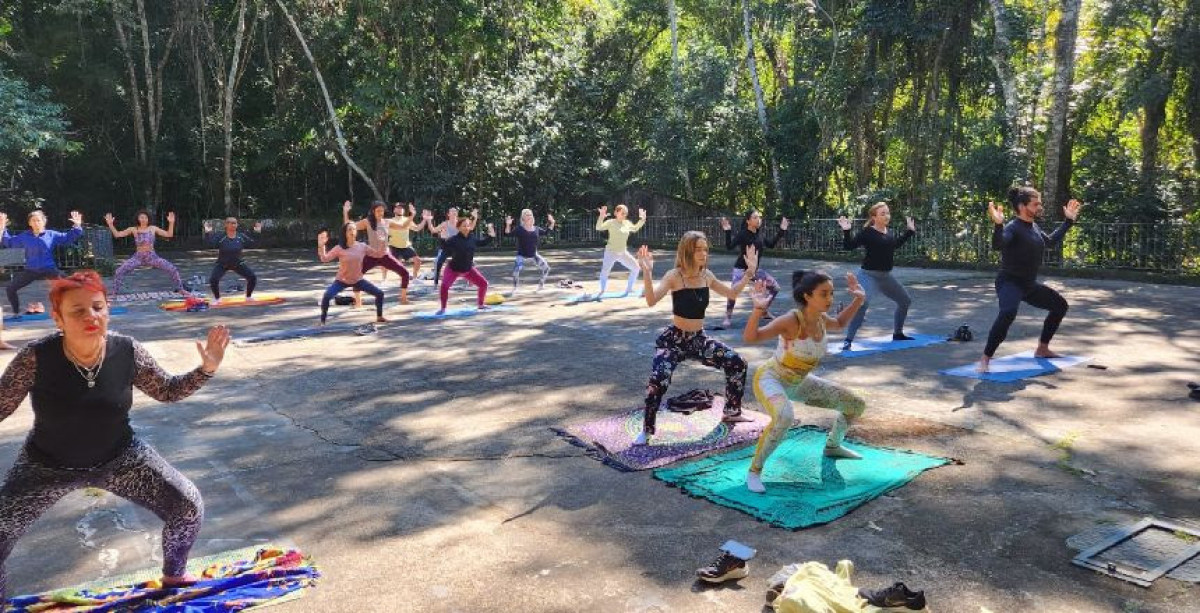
[598,249,640,295]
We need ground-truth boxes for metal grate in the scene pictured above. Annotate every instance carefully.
[1071,517,1200,587]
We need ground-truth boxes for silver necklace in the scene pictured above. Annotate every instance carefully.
[66,344,105,388]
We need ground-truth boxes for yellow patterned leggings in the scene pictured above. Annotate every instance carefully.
[749,361,866,474]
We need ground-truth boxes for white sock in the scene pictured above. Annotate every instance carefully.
[633,431,649,446]
[746,472,765,493]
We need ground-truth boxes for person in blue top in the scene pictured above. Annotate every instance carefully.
[979,186,1082,372]
[504,209,555,293]
[0,209,85,314]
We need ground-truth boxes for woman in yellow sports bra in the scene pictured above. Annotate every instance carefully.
[741,270,868,494]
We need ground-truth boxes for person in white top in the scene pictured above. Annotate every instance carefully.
[594,204,646,299]
[740,270,868,494]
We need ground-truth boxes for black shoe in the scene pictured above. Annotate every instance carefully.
[893,333,915,341]
[858,582,927,611]
[842,340,853,351]
[696,552,748,584]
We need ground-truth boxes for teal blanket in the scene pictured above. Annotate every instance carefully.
[654,426,951,529]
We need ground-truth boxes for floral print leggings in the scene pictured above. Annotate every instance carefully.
[643,326,747,434]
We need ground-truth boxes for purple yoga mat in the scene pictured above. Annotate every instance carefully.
[554,407,772,471]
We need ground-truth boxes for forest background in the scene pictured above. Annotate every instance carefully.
[1,0,1198,248]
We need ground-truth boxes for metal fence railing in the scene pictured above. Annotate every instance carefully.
[94,217,1199,277]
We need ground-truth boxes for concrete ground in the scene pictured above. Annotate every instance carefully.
[1,247,1197,613]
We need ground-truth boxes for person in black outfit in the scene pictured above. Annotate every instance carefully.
[437,217,496,314]
[837,202,917,350]
[0,270,229,599]
[203,217,263,301]
[979,186,1082,372]
[718,211,789,328]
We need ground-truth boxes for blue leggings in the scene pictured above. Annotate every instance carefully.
[321,279,383,323]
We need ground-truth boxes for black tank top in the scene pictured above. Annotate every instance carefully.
[672,286,710,319]
[30,334,136,468]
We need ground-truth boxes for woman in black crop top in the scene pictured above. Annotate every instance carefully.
[837,202,917,350]
[628,232,759,446]
[0,271,230,599]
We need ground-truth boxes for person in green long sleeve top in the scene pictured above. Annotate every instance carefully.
[594,204,646,300]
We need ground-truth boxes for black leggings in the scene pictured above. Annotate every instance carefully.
[5,268,62,313]
[984,275,1069,357]
[0,439,203,600]
[209,262,257,299]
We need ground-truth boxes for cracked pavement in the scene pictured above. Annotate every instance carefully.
[1,248,1197,612]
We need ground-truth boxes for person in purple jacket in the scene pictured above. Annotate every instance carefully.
[0,209,85,314]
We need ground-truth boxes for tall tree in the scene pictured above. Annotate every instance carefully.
[1042,0,1082,210]
[740,0,782,207]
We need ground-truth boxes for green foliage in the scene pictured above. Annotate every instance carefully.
[0,0,1194,246]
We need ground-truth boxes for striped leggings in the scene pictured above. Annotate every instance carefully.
[113,251,183,293]
[0,439,203,600]
[749,361,865,473]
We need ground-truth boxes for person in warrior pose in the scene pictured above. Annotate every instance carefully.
[741,270,868,493]
[504,209,555,293]
[632,233,759,446]
[317,223,388,325]
[106,210,183,294]
[429,208,479,287]
[979,187,1081,372]
[837,202,917,350]
[437,217,496,315]
[595,204,646,300]
[0,270,229,599]
[719,210,789,328]
[383,202,430,282]
[203,217,262,301]
[341,200,413,305]
[1,209,84,314]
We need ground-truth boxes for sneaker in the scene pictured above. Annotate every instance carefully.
[858,582,927,611]
[893,333,915,341]
[696,551,749,584]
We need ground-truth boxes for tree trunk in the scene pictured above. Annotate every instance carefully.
[1042,0,1081,212]
[988,0,1024,180]
[275,0,383,203]
[667,0,693,199]
[741,0,783,207]
[222,0,251,215]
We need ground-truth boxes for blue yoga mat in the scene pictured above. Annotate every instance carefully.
[940,350,1090,382]
[413,304,517,319]
[234,323,358,345]
[826,333,946,358]
[653,426,952,529]
[4,306,128,324]
[565,289,644,304]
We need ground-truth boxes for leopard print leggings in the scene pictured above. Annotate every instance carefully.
[0,438,203,600]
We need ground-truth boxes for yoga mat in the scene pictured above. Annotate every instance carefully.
[4,307,128,323]
[826,333,946,358]
[234,323,358,345]
[413,304,517,319]
[554,407,772,472]
[109,290,182,304]
[565,288,644,304]
[653,426,952,529]
[160,294,286,312]
[940,350,1090,382]
[6,545,318,612]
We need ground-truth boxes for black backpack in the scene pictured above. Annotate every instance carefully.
[950,325,974,342]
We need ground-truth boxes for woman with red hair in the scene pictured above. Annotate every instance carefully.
[0,270,230,599]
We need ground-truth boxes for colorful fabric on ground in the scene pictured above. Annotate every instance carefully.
[554,407,771,471]
[4,307,127,323]
[940,350,1090,382]
[159,294,285,312]
[6,546,318,612]
[653,426,951,529]
[825,333,945,358]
